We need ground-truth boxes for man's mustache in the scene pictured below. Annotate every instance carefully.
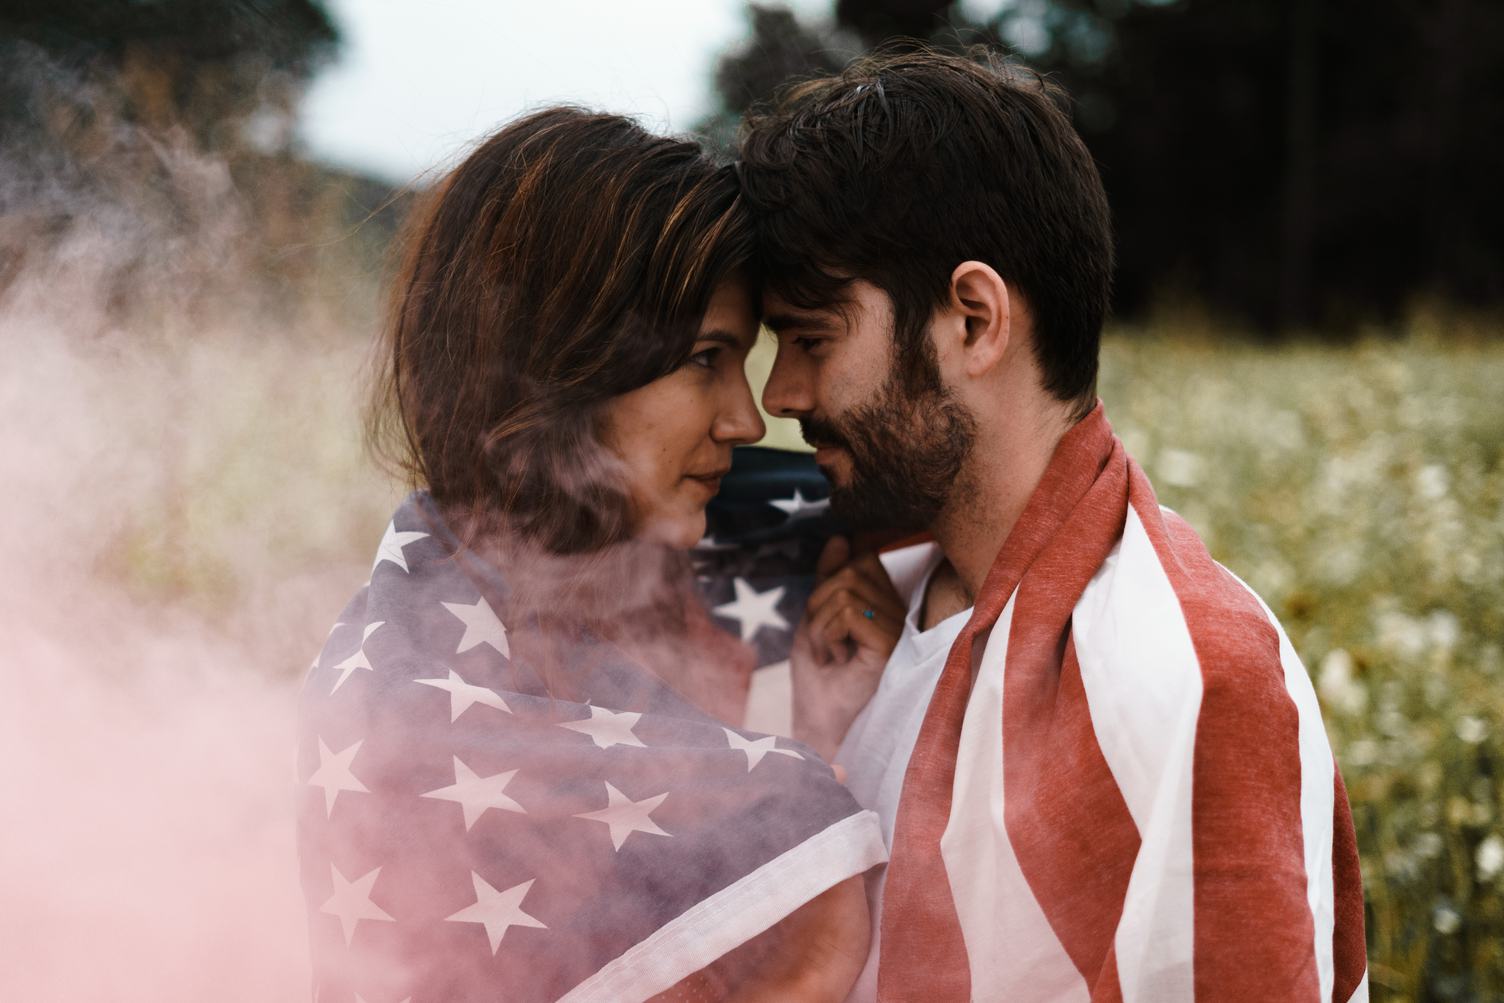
[799,416,850,451]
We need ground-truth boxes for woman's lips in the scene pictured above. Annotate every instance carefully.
[684,470,729,495]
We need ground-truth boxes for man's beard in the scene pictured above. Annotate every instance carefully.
[801,362,976,534]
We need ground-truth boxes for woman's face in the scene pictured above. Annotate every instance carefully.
[599,280,766,549]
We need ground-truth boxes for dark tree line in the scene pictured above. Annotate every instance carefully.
[0,1,408,326]
[704,0,1504,333]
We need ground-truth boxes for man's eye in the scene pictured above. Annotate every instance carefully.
[793,336,823,353]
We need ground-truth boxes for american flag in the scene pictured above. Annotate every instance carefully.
[297,479,884,1003]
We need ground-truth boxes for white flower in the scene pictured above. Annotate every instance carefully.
[1427,610,1461,651]
[1375,610,1428,659]
[1456,716,1489,745]
[1158,448,1204,488]
[1433,905,1461,935]
[1414,832,1444,859]
[1416,464,1449,500]
[1478,834,1504,881]
[1318,649,1367,715]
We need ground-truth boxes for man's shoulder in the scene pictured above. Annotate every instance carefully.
[1075,499,1292,703]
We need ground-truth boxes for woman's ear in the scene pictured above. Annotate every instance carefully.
[950,261,1010,378]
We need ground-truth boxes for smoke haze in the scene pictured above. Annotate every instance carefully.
[0,49,399,1000]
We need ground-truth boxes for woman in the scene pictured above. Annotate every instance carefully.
[297,108,888,1002]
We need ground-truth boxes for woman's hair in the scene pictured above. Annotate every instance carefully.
[370,107,755,554]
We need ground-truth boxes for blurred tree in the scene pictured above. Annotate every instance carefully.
[697,3,856,152]
[704,0,1504,332]
[0,1,401,330]
[0,0,338,151]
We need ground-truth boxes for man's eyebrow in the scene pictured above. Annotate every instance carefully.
[761,312,827,333]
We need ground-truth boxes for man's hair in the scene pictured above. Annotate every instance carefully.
[370,107,754,553]
[737,46,1113,410]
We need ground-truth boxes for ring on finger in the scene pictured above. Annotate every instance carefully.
[862,608,876,620]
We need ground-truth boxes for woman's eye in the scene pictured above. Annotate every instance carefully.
[688,347,720,369]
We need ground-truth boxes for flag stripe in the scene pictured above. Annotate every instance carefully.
[1131,478,1320,1000]
[1330,767,1368,1003]
[1074,504,1202,1002]
[557,810,887,1002]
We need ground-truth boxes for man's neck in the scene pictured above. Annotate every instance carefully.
[928,406,1076,604]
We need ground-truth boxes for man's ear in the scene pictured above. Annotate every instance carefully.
[950,260,1010,378]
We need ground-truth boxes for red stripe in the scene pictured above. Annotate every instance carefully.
[1330,765,1367,1002]
[1004,636,1138,997]
[999,436,1139,996]
[878,406,1119,1002]
[1128,468,1320,1001]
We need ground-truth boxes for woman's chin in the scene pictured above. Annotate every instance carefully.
[638,509,708,551]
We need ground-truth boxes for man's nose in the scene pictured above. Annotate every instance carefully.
[762,342,813,419]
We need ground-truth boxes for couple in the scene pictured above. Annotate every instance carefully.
[298,49,1367,1002]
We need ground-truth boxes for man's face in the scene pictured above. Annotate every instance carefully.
[762,280,975,533]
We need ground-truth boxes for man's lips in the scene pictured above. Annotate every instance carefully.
[809,444,844,464]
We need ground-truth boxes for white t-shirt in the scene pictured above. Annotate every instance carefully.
[837,541,972,1003]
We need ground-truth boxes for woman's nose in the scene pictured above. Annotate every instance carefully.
[714,372,766,446]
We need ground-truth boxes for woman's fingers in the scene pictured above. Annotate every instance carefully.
[807,546,904,614]
[807,571,906,632]
[807,586,901,666]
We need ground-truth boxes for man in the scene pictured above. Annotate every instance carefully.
[736,48,1368,1002]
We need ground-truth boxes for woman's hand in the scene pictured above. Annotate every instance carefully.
[651,875,872,1002]
[790,537,905,762]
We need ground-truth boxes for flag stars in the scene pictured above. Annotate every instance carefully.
[770,488,830,521]
[414,669,511,722]
[445,873,547,954]
[372,521,429,575]
[321,863,394,946]
[331,621,385,694]
[421,757,524,830]
[575,782,672,851]
[307,738,369,816]
[723,727,805,771]
[557,705,646,750]
[442,596,510,658]
[713,577,790,642]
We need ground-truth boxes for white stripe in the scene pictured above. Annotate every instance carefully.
[1347,970,1370,1003]
[743,659,792,736]
[939,594,1090,1003]
[1072,505,1202,1003]
[1223,566,1338,1002]
[558,809,887,1002]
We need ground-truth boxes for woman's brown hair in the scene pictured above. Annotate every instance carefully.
[370,107,755,554]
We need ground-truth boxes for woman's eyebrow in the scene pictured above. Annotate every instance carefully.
[695,329,753,349]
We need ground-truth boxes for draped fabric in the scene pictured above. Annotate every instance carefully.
[874,404,1368,1003]
[297,492,885,1003]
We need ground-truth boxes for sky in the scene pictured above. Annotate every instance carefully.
[297,0,834,183]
